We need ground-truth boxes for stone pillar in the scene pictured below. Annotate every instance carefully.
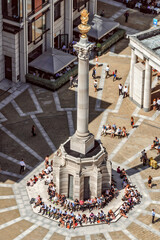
[19,0,28,82]
[74,172,81,200]
[89,0,97,15]
[0,0,4,81]
[77,49,89,136]
[46,0,54,49]
[64,0,73,43]
[129,48,137,99]
[143,59,152,112]
[70,37,95,154]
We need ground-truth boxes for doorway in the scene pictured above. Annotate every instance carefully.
[84,176,90,200]
[68,174,73,199]
[5,56,12,80]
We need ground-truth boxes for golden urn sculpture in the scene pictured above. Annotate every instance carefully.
[78,9,91,38]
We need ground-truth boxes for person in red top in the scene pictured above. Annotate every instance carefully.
[33,175,38,183]
[131,116,134,128]
[79,199,84,211]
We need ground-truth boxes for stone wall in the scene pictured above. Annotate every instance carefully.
[0,0,4,81]
[2,31,19,82]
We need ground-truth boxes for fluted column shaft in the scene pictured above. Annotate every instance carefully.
[76,49,89,137]
[130,48,137,99]
[143,59,151,112]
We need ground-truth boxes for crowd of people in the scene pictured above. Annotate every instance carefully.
[101,124,127,138]
[29,176,120,228]
[27,163,53,187]
[27,159,142,229]
[117,166,142,218]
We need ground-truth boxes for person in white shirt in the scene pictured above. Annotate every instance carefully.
[119,84,123,96]
[47,165,52,173]
[157,98,160,111]
[19,159,26,174]
[44,168,49,174]
[123,86,128,98]
[105,65,110,78]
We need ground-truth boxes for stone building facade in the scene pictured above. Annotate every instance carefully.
[129,27,160,111]
[0,0,97,83]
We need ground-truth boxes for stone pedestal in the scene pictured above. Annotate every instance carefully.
[52,139,111,200]
[70,133,94,155]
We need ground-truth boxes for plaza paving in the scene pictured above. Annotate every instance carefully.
[0,0,160,239]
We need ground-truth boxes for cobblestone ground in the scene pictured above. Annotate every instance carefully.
[0,0,160,239]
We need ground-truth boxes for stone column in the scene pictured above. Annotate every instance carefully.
[77,46,89,136]
[129,48,137,99]
[64,0,73,43]
[89,0,97,15]
[0,0,4,81]
[70,37,95,154]
[46,0,54,49]
[19,0,28,82]
[143,59,152,112]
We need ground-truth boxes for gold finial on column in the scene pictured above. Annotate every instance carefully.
[78,9,91,38]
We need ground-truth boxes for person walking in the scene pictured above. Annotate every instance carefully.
[92,67,96,79]
[131,116,134,128]
[152,209,155,224]
[94,80,98,92]
[105,65,110,78]
[124,11,129,23]
[148,176,152,188]
[31,125,36,136]
[113,70,117,81]
[123,86,128,98]
[95,56,98,68]
[119,84,123,95]
[70,75,73,88]
[19,159,26,174]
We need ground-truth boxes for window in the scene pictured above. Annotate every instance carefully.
[73,0,77,11]
[73,0,89,11]
[2,0,23,22]
[27,0,34,15]
[27,0,49,16]
[34,16,43,40]
[54,2,61,21]
[28,13,47,44]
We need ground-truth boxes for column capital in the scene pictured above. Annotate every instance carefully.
[74,37,95,60]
